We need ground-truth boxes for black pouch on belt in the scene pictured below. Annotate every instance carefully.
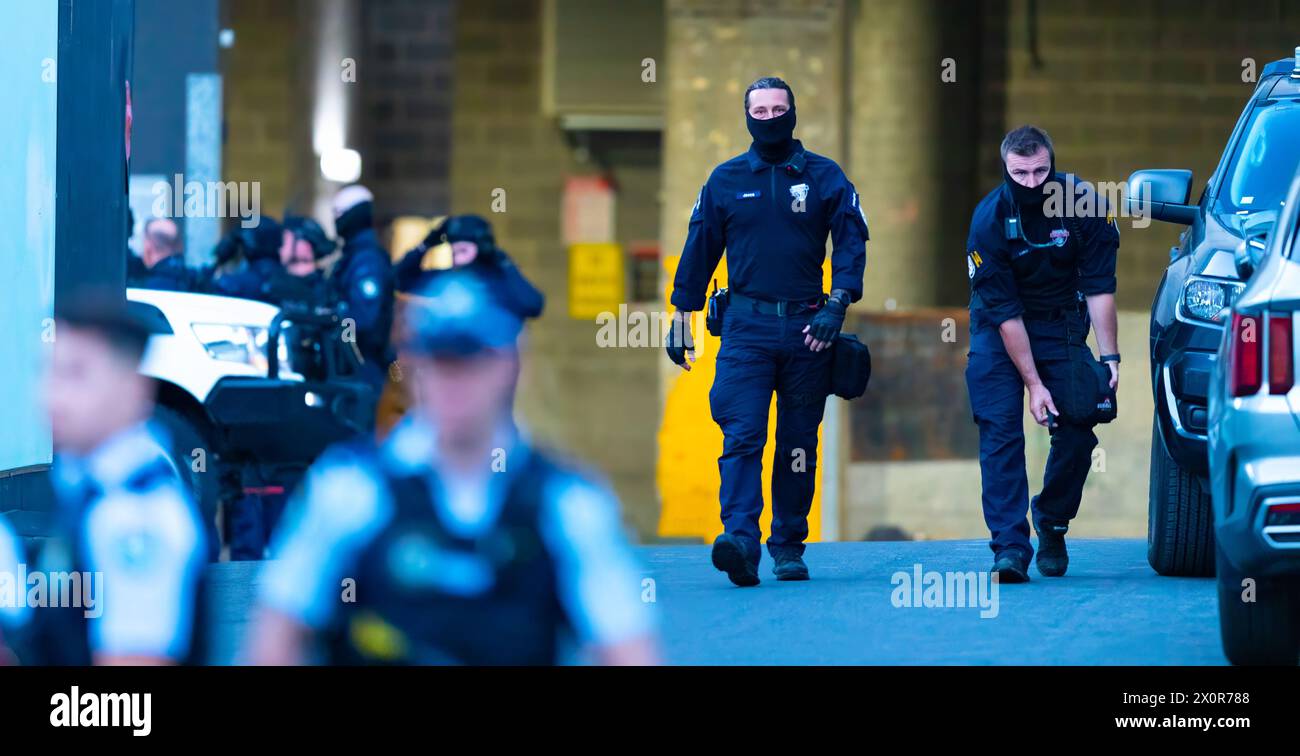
[1058,344,1117,425]
[831,334,872,400]
[706,279,729,337]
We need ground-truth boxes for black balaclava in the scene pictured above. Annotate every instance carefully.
[334,200,373,243]
[746,106,797,164]
[1003,151,1059,210]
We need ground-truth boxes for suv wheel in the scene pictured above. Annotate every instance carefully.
[1216,545,1300,665]
[1147,419,1214,576]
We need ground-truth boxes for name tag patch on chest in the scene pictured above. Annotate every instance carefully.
[736,190,762,200]
[386,532,495,596]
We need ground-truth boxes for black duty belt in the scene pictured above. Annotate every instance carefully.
[1023,297,1086,322]
[729,291,823,317]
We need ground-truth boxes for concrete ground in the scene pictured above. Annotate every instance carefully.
[206,538,1227,665]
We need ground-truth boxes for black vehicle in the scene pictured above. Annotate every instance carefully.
[1130,51,1300,576]
[127,287,376,551]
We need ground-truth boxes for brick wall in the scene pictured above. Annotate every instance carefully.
[222,0,313,218]
[357,0,456,225]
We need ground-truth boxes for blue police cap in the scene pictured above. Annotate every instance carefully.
[402,269,523,356]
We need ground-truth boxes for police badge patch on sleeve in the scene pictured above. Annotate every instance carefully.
[967,250,983,279]
[852,190,868,226]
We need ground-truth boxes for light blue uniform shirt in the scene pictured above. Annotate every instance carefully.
[48,421,206,661]
[260,415,655,650]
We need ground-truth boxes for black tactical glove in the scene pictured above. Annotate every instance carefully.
[804,290,848,349]
[665,312,696,369]
[420,221,446,251]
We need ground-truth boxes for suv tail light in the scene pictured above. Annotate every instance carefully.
[1229,312,1262,396]
[1269,313,1294,394]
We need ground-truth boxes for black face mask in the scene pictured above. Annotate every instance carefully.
[746,106,797,164]
[1003,154,1058,209]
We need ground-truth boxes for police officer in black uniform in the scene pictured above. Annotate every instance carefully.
[206,215,285,300]
[133,217,196,292]
[394,214,544,320]
[965,125,1120,582]
[224,215,339,561]
[665,77,868,587]
[331,185,395,395]
[266,215,336,307]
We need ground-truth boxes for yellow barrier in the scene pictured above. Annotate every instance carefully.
[655,252,829,543]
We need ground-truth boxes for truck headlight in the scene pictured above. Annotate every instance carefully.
[1180,276,1244,324]
[191,323,288,373]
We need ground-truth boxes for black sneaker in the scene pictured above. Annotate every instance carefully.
[991,549,1031,583]
[771,551,809,581]
[1035,521,1069,577]
[711,533,760,587]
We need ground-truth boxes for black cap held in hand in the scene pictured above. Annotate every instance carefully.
[444,214,496,250]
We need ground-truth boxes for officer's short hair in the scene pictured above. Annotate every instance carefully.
[744,77,795,111]
[55,288,151,366]
[144,217,180,254]
[1000,125,1054,162]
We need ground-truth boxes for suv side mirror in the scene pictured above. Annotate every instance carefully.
[1234,237,1267,280]
[1128,169,1198,225]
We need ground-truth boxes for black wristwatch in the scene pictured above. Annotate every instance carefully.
[1101,353,1121,364]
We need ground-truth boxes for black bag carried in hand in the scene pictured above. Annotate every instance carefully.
[706,279,729,337]
[1057,344,1117,425]
[831,334,872,400]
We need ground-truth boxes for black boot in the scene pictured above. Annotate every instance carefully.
[771,550,809,581]
[992,549,1031,583]
[1035,520,1069,577]
[711,533,760,587]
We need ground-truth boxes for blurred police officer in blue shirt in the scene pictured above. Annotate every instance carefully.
[965,126,1120,582]
[665,77,868,587]
[249,270,658,665]
[0,514,26,664]
[331,185,395,396]
[11,293,210,665]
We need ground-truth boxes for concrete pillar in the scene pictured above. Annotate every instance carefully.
[848,0,982,310]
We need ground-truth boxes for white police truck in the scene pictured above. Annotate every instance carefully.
[126,287,376,542]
